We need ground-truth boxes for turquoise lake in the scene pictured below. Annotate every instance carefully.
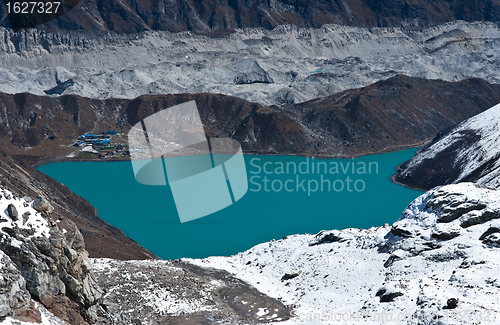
[37,148,423,260]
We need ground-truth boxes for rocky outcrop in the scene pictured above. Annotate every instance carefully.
[394,103,500,190]
[0,187,103,323]
[0,250,31,318]
[234,60,273,85]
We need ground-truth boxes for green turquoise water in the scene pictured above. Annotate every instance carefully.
[37,149,423,260]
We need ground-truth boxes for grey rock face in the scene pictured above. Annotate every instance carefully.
[3,22,500,109]
[0,190,103,323]
[0,251,31,317]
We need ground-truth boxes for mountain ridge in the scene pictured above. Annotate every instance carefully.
[1,75,500,160]
[394,102,500,190]
[2,0,500,34]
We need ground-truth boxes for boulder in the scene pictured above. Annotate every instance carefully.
[7,204,18,221]
[234,60,273,85]
[32,196,54,213]
[447,298,459,309]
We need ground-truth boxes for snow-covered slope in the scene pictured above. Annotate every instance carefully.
[1,21,500,106]
[183,183,500,324]
[395,103,500,190]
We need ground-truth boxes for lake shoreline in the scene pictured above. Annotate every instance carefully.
[36,142,427,166]
[37,149,424,260]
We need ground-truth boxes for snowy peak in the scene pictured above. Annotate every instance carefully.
[395,103,500,190]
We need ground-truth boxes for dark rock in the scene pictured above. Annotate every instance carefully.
[390,226,412,237]
[40,294,88,325]
[431,230,461,240]
[380,292,404,302]
[22,212,30,224]
[482,234,500,248]
[422,242,442,250]
[376,288,404,302]
[479,227,500,240]
[383,255,400,268]
[44,79,75,96]
[7,204,18,221]
[447,298,459,309]
[416,296,428,305]
[282,271,301,280]
[461,210,500,228]
[11,303,42,323]
[310,232,341,246]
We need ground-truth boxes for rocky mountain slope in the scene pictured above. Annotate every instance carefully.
[2,0,500,33]
[1,75,499,160]
[394,103,500,191]
[1,21,500,106]
[289,75,500,157]
[0,186,102,324]
[187,182,500,324]
[0,150,155,260]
